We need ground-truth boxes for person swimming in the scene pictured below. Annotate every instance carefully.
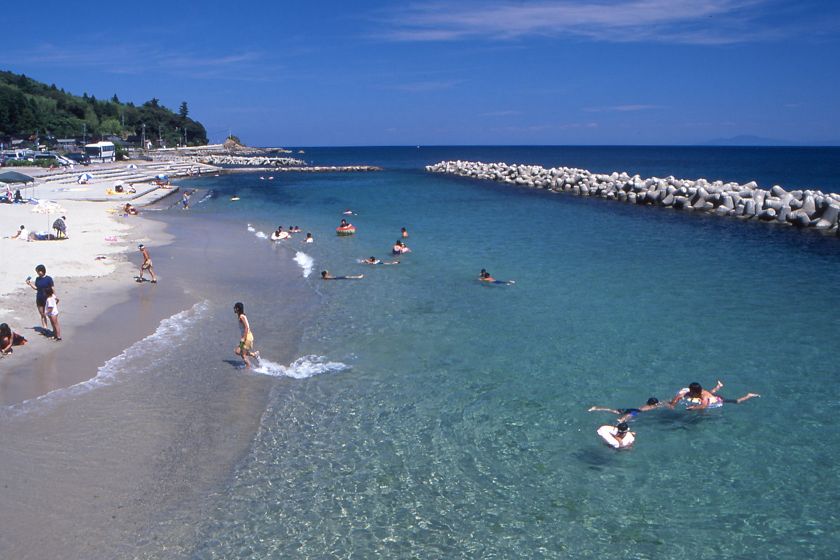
[321,270,364,280]
[669,380,760,410]
[479,269,515,285]
[588,397,661,423]
[392,240,411,254]
[597,422,635,449]
[362,256,399,265]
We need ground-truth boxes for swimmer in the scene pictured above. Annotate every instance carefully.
[271,227,290,241]
[401,227,409,238]
[392,240,411,254]
[362,256,400,265]
[340,218,349,227]
[588,397,662,423]
[342,210,354,215]
[304,233,314,243]
[321,270,364,280]
[597,422,635,449]
[479,269,515,285]
[669,380,760,410]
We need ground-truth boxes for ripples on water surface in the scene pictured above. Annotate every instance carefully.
[173,147,840,558]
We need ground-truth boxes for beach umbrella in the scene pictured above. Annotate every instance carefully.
[78,172,93,184]
[127,163,138,170]
[31,200,66,232]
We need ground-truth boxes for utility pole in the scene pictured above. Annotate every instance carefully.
[142,123,146,150]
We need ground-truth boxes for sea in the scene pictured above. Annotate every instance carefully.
[2,146,840,559]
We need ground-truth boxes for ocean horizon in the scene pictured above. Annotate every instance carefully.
[2,145,839,558]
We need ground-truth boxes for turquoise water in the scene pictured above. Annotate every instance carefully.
[171,147,840,558]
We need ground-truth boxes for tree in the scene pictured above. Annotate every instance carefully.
[178,101,188,120]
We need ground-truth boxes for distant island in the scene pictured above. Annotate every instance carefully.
[0,70,208,149]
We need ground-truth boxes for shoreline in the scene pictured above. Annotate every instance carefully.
[0,161,192,405]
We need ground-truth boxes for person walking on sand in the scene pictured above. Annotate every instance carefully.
[233,302,259,369]
[25,264,54,330]
[138,244,157,283]
[44,286,61,341]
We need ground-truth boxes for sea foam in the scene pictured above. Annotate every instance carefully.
[252,354,349,379]
[2,301,210,417]
[294,251,314,277]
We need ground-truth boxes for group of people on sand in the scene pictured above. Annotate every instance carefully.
[6,217,68,242]
[3,264,62,357]
[590,380,761,449]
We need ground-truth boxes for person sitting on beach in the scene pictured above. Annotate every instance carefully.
[52,216,67,239]
[233,302,259,369]
[597,422,636,449]
[8,225,28,240]
[2,187,12,203]
[589,398,662,423]
[0,323,27,355]
[362,256,399,265]
[304,233,314,243]
[669,380,760,410]
[321,270,364,280]
[271,227,290,241]
[124,203,139,215]
[13,189,23,203]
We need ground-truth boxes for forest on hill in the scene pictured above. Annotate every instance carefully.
[0,70,208,146]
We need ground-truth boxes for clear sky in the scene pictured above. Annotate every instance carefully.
[4,0,840,146]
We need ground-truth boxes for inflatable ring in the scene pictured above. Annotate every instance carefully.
[336,225,356,236]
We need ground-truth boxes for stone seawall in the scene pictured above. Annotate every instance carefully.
[426,161,840,234]
[197,155,307,167]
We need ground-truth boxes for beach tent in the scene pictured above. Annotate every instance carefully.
[0,170,37,200]
[78,172,93,184]
[127,163,138,170]
[155,173,169,180]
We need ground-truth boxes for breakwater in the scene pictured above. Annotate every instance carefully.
[197,155,307,167]
[426,161,840,234]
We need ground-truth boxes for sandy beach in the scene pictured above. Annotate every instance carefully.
[0,160,210,405]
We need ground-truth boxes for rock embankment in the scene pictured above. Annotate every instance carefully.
[426,161,840,234]
[197,155,307,167]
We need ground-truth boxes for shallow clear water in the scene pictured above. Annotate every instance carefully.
[4,147,840,558]
[178,148,840,558]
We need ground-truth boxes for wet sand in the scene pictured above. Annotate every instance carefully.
[0,203,313,558]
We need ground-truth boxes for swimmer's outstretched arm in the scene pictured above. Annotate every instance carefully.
[588,406,620,414]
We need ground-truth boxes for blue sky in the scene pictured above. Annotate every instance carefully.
[4,0,840,146]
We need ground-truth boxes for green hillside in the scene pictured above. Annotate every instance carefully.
[0,70,208,146]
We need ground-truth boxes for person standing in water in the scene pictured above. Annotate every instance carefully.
[233,302,259,368]
[138,244,157,283]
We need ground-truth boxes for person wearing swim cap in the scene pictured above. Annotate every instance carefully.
[597,422,636,449]
[589,397,662,423]
[669,380,760,410]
